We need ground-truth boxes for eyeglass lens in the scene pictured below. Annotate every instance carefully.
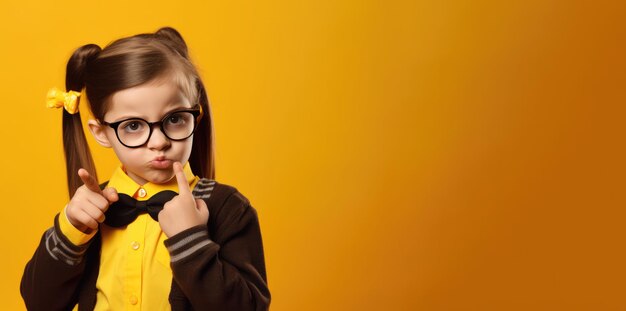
[116,111,196,147]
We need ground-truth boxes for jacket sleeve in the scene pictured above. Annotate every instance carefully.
[20,214,93,311]
[164,188,271,310]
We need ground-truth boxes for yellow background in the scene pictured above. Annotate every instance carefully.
[1,0,625,310]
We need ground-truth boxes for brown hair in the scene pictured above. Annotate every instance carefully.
[63,27,215,197]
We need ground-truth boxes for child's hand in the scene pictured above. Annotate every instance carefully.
[158,162,209,238]
[66,169,119,234]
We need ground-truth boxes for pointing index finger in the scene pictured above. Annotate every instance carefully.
[174,162,191,196]
[78,168,102,193]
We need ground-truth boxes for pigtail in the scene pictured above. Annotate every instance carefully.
[63,44,101,197]
[189,77,215,180]
[155,27,216,180]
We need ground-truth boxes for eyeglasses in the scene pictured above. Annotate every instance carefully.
[101,106,204,148]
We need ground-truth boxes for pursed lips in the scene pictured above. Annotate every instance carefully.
[150,156,173,169]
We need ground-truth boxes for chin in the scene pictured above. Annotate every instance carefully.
[146,171,176,185]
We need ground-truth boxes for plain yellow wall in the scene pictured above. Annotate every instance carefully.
[2,0,625,310]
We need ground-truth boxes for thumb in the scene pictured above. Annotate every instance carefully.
[102,187,119,203]
[195,198,209,221]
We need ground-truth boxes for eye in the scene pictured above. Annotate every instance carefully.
[121,120,144,133]
[166,112,187,126]
[169,115,181,124]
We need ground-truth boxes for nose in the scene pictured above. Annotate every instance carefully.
[147,125,171,150]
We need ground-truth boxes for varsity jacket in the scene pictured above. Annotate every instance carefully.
[20,179,271,311]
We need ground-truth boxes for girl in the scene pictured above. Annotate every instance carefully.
[21,27,270,311]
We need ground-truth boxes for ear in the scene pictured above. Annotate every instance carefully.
[87,119,113,148]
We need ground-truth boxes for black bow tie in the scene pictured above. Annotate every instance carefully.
[104,190,178,227]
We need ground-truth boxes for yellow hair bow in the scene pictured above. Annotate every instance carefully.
[46,87,81,114]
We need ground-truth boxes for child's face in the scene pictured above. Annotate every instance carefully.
[88,77,195,185]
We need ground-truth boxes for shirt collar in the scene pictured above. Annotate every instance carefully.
[106,162,199,200]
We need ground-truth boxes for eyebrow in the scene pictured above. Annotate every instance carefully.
[109,104,193,123]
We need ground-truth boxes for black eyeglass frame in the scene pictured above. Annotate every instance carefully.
[100,106,204,148]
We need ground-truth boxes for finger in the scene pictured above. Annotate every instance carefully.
[86,193,109,211]
[195,198,207,212]
[173,162,191,197]
[78,168,102,193]
[102,187,119,204]
[195,198,209,220]
[75,210,99,230]
[82,204,106,223]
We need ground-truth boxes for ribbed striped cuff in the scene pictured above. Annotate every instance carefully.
[163,225,218,263]
[192,178,216,200]
[45,214,91,266]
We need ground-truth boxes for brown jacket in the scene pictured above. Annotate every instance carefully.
[21,180,271,310]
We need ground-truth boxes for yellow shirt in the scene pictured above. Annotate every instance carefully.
[58,163,199,311]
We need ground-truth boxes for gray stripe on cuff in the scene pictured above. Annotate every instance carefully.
[44,229,60,261]
[166,231,208,253]
[193,187,214,193]
[170,240,212,263]
[46,229,81,265]
[51,230,86,257]
[196,179,216,185]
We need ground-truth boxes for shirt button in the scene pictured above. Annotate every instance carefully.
[131,241,140,250]
[129,295,138,305]
[138,188,147,198]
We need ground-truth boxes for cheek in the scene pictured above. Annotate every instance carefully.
[110,144,140,162]
[174,137,194,159]
[184,136,194,154]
